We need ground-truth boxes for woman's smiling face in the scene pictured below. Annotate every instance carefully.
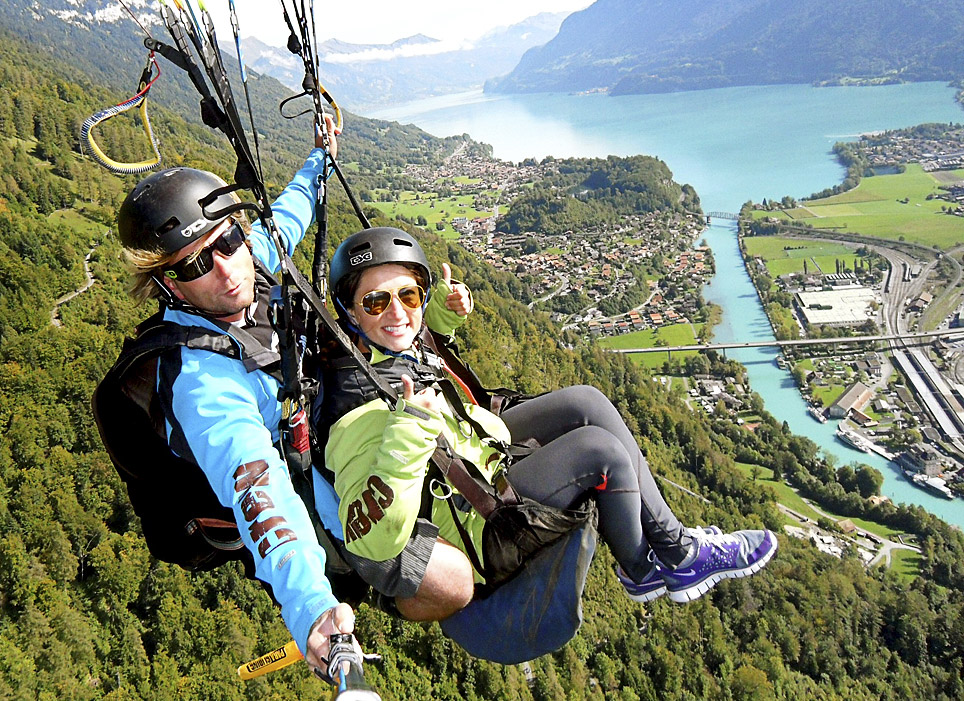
[350,264,424,352]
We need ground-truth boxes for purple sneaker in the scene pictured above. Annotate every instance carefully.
[616,563,666,603]
[616,527,728,603]
[662,529,778,603]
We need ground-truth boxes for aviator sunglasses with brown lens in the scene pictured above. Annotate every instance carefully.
[163,222,247,282]
[357,284,426,316]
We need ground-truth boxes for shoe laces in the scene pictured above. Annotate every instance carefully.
[699,530,736,550]
[701,530,750,556]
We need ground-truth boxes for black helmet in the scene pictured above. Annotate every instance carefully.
[118,167,237,254]
[330,227,433,307]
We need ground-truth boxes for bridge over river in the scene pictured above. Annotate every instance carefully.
[705,211,740,221]
[610,328,964,354]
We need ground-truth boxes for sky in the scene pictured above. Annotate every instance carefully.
[205,0,592,50]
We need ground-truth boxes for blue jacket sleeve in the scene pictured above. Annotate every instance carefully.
[161,346,339,653]
[157,146,339,653]
[248,147,331,275]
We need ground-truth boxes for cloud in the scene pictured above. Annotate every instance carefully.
[322,39,472,64]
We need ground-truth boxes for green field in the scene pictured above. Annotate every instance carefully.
[889,547,923,583]
[732,462,906,548]
[812,382,847,409]
[596,322,705,368]
[742,236,860,276]
[366,190,495,239]
[733,462,823,520]
[49,209,105,237]
[753,164,964,249]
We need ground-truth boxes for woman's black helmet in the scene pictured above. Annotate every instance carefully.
[329,227,433,308]
[118,167,237,254]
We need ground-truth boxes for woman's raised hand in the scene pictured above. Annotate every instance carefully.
[441,263,473,317]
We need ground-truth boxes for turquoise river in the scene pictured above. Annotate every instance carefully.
[370,83,964,528]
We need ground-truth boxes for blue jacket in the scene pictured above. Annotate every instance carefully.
[157,148,340,653]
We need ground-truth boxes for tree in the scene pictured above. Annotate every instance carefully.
[837,464,858,493]
[855,464,884,498]
[730,664,776,701]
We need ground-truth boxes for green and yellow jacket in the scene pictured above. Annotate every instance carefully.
[322,283,507,581]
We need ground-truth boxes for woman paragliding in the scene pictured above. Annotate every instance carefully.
[313,227,777,660]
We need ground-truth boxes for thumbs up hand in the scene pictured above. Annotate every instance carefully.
[401,374,444,415]
[441,263,473,317]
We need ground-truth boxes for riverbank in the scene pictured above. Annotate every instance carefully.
[703,220,964,528]
[734,221,964,489]
[734,161,964,490]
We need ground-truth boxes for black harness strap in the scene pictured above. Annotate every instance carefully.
[111,306,352,575]
[115,319,278,378]
[418,326,527,416]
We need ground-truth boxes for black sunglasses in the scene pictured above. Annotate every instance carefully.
[356,285,426,316]
[163,222,247,282]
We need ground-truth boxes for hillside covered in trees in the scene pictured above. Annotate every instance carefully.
[497,155,700,236]
[491,0,964,96]
[2,18,964,701]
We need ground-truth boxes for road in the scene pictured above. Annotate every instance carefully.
[776,501,920,568]
[611,328,964,353]
[51,244,99,327]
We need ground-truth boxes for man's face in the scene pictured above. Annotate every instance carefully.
[162,218,256,321]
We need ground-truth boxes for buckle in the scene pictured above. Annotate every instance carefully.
[493,470,510,497]
[429,478,452,500]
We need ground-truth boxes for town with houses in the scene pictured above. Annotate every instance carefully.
[744,256,964,502]
[851,124,964,215]
[855,123,964,174]
[399,146,712,338]
[406,142,964,504]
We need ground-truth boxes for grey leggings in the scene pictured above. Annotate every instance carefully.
[500,385,692,581]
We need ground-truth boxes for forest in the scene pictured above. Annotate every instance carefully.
[1,22,964,701]
[496,155,700,236]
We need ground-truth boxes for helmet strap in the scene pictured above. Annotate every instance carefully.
[335,297,361,335]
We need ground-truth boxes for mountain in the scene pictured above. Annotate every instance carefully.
[243,13,568,111]
[490,0,964,95]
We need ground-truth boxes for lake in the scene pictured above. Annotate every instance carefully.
[369,83,964,527]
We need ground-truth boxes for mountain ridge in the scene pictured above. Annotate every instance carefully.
[246,12,569,111]
[490,0,964,95]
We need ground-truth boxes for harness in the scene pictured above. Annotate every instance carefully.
[92,0,595,675]
[313,325,590,589]
[93,310,274,571]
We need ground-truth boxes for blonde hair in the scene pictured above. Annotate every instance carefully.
[123,213,252,305]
